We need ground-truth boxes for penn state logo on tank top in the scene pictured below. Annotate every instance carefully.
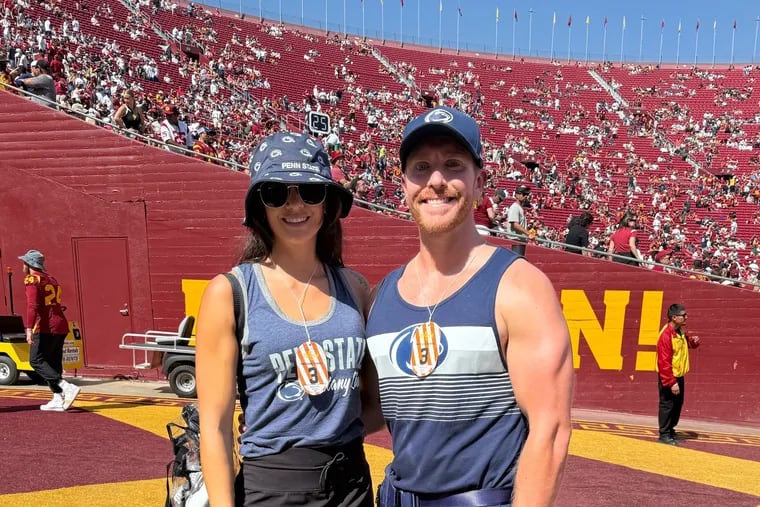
[392,322,449,377]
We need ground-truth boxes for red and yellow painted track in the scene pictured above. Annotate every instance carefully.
[1,389,758,506]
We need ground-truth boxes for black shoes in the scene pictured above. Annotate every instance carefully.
[658,435,678,445]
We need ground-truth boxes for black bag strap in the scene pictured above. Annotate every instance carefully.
[222,272,244,344]
[222,272,245,389]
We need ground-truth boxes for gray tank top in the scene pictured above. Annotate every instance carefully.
[230,263,366,458]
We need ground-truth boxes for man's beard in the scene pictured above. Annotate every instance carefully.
[409,189,474,235]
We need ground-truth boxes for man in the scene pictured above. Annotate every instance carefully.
[364,107,573,506]
[19,250,81,411]
[506,185,531,256]
[192,127,219,163]
[159,103,191,154]
[651,248,673,273]
[330,151,349,188]
[15,59,56,107]
[656,303,700,445]
[564,212,594,256]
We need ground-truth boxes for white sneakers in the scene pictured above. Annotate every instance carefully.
[60,380,82,410]
[40,393,65,412]
[39,380,82,412]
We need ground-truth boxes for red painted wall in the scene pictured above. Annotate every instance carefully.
[2,91,758,426]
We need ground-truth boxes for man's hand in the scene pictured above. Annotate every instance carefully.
[691,335,700,345]
[671,383,681,395]
[26,329,33,345]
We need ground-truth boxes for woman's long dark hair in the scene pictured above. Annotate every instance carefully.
[238,186,345,266]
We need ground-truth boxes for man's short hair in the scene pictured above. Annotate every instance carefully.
[667,303,686,319]
[30,59,49,71]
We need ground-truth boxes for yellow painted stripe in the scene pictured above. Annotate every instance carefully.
[365,443,393,488]
[0,479,165,507]
[75,400,182,438]
[570,429,760,496]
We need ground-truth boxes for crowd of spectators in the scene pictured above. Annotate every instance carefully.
[2,0,760,289]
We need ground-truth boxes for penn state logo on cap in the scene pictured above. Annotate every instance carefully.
[424,108,454,124]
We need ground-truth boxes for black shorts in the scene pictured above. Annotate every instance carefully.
[235,438,373,507]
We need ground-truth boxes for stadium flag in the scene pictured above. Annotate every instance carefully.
[734,20,737,30]
[496,7,500,22]
[678,19,681,32]
[400,0,403,6]
[568,15,572,27]
[622,15,626,30]
[553,11,556,25]
[515,10,518,22]
[458,6,462,16]
[604,16,608,26]
[586,16,590,25]
[713,19,716,31]
[439,0,442,12]
[661,20,664,30]
[696,19,700,31]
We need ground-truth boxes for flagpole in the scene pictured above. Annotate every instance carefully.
[567,17,572,63]
[325,0,328,34]
[362,0,365,38]
[585,17,590,64]
[550,12,556,61]
[528,9,534,57]
[496,8,500,58]
[301,0,304,25]
[658,21,664,66]
[438,1,442,51]
[512,10,517,60]
[755,17,760,63]
[258,0,261,21]
[695,20,700,66]
[279,0,282,24]
[400,1,403,47]
[676,21,682,66]
[456,6,460,53]
[639,16,645,62]
[712,21,716,67]
[620,17,626,64]
[603,18,607,62]
[731,22,736,65]
[417,0,420,43]
[343,0,346,37]
[381,0,384,43]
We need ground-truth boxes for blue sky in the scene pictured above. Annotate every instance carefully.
[205,0,760,65]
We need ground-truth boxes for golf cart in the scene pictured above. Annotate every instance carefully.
[119,315,197,398]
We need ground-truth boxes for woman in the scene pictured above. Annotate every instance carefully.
[564,211,593,256]
[113,90,146,134]
[196,132,376,507]
[607,212,643,266]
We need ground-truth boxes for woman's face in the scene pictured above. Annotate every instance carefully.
[262,183,326,247]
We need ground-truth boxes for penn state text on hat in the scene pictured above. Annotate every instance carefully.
[244,132,353,224]
[399,106,483,170]
[18,249,46,271]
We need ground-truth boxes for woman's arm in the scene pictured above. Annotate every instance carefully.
[196,274,239,507]
[113,104,127,128]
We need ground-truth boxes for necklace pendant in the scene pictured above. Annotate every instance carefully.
[296,341,330,396]
[410,321,441,378]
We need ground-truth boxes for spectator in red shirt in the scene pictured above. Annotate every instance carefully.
[18,249,81,412]
[607,212,643,266]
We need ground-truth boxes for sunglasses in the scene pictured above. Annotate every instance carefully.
[259,182,327,208]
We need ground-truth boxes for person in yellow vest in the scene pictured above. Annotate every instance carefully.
[656,304,701,445]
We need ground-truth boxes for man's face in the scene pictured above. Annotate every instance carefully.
[402,136,483,234]
[22,263,29,274]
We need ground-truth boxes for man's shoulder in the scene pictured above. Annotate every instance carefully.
[23,274,42,286]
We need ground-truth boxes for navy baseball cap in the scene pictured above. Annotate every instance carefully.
[399,106,483,171]
[244,132,353,224]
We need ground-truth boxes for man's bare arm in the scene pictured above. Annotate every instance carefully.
[497,260,574,506]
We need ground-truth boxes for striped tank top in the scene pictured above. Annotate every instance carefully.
[230,263,366,458]
[365,247,527,494]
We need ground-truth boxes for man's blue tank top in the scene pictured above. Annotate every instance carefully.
[231,263,366,458]
[365,247,527,494]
